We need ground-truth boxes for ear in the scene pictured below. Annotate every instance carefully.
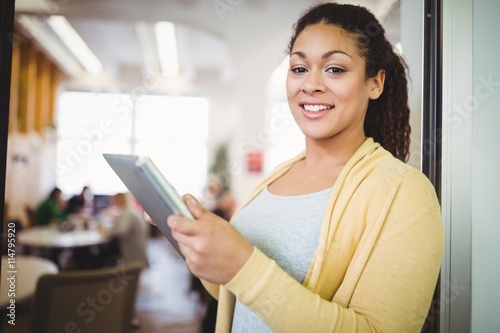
[369,69,385,100]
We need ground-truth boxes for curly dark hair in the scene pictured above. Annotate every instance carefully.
[288,2,411,162]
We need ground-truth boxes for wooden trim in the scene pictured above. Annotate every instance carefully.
[9,26,63,135]
[26,42,38,132]
[49,63,61,127]
[36,52,51,132]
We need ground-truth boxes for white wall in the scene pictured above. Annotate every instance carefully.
[442,0,500,332]
[471,0,500,331]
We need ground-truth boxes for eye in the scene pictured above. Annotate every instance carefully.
[326,67,344,74]
[290,66,307,73]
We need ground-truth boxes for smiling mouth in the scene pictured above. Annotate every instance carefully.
[301,104,334,112]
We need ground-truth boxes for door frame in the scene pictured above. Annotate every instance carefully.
[0,0,15,240]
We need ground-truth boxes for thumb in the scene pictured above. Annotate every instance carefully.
[183,194,206,219]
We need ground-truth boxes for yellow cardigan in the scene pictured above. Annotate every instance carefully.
[203,138,444,333]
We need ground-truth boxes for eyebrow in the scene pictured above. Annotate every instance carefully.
[291,50,352,59]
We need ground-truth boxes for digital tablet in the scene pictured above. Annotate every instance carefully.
[103,153,193,259]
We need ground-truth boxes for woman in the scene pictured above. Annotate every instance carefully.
[167,3,444,332]
[34,187,67,226]
[105,192,149,267]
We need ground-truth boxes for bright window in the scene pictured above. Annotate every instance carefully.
[56,91,209,196]
[265,56,305,173]
[264,101,304,174]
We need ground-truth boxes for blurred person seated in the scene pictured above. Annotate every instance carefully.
[211,190,236,221]
[64,186,94,231]
[34,187,67,226]
[100,192,149,267]
[202,174,236,221]
[66,186,93,216]
[193,175,237,333]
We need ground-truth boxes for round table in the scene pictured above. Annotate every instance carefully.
[0,255,59,307]
[17,226,115,270]
[18,226,109,249]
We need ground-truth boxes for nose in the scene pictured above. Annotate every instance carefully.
[301,70,325,94]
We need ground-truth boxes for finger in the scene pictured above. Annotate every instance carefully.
[167,214,203,236]
[183,194,206,219]
[178,242,197,265]
[146,218,157,226]
[171,227,195,246]
[144,213,156,226]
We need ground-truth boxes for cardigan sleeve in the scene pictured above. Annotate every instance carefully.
[223,171,444,333]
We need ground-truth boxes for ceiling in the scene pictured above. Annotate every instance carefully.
[14,0,400,93]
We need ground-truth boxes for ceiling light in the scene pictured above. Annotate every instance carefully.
[47,15,103,74]
[155,21,179,77]
[17,15,83,78]
[135,21,160,73]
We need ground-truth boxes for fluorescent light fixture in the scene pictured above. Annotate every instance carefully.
[17,15,83,78]
[135,21,160,73]
[155,21,179,77]
[47,15,103,74]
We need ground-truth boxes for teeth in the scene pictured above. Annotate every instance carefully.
[303,104,332,112]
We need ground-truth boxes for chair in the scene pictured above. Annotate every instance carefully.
[25,206,36,227]
[30,261,144,333]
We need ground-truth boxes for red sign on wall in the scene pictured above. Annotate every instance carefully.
[246,151,263,173]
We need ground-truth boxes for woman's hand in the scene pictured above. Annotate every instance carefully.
[168,194,253,285]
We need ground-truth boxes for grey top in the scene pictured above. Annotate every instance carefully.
[106,207,149,266]
[230,186,331,333]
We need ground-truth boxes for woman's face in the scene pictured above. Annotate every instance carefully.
[286,23,384,144]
